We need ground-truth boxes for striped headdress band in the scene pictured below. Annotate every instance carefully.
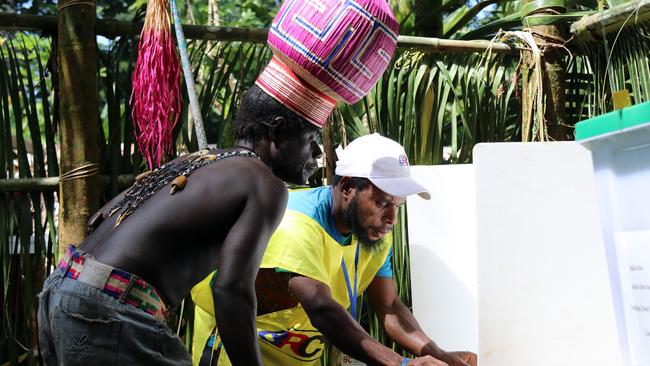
[255,56,336,128]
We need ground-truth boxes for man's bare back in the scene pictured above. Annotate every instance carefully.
[81,148,287,308]
[38,82,322,366]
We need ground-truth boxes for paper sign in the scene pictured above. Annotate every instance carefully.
[615,230,650,366]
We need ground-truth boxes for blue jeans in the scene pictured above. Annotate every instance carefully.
[37,270,191,365]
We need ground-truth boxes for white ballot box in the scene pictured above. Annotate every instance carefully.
[577,102,650,366]
[407,100,650,366]
[407,103,650,366]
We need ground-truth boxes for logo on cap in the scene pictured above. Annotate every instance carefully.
[399,154,409,167]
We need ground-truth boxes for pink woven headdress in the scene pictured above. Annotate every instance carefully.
[256,0,399,128]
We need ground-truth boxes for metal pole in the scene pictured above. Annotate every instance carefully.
[169,0,208,149]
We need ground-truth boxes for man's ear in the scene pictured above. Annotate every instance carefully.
[268,116,287,144]
[338,176,355,200]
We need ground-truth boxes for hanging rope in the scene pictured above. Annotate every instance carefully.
[169,0,209,150]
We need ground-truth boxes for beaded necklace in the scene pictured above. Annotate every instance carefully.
[97,149,259,229]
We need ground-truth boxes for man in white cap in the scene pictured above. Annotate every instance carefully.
[192,133,477,366]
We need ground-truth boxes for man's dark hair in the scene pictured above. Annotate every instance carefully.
[332,175,372,191]
[234,84,317,142]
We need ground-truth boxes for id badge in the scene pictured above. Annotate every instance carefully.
[341,353,366,366]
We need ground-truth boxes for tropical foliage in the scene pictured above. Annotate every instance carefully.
[1,33,58,366]
[2,0,650,364]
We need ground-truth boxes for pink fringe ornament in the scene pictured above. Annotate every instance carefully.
[131,0,181,169]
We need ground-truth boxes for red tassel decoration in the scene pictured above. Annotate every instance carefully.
[131,0,181,169]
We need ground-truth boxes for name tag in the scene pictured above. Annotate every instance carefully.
[341,353,366,366]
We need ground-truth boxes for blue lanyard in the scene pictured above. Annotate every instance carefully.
[341,243,361,319]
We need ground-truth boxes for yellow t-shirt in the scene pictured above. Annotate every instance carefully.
[191,188,392,366]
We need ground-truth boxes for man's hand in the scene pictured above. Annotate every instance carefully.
[407,355,448,365]
[366,278,477,366]
[442,351,477,366]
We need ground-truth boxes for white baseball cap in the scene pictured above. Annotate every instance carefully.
[335,133,430,200]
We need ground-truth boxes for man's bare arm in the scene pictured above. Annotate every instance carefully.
[290,275,434,366]
[212,172,288,366]
[367,277,476,366]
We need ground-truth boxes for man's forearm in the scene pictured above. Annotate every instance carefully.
[381,299,444,357]
[291,276,409,365]
[369,278,475,366]
[309,302,404,366]
[381,302,476,366]
[212,286,263,366]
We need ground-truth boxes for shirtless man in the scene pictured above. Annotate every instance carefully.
[39,0,401,362]
[37,83,322,366]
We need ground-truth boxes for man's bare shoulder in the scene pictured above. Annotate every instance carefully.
[199,155,288,210]
[212,156,283,187]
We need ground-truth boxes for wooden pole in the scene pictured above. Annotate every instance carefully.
[3,8,650,49]
[57,0,100,254]
[571,0,650,40]
[0,13,515,54]
[398,36,514,53]
[0,175,136,192]
[521,1,570,141]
